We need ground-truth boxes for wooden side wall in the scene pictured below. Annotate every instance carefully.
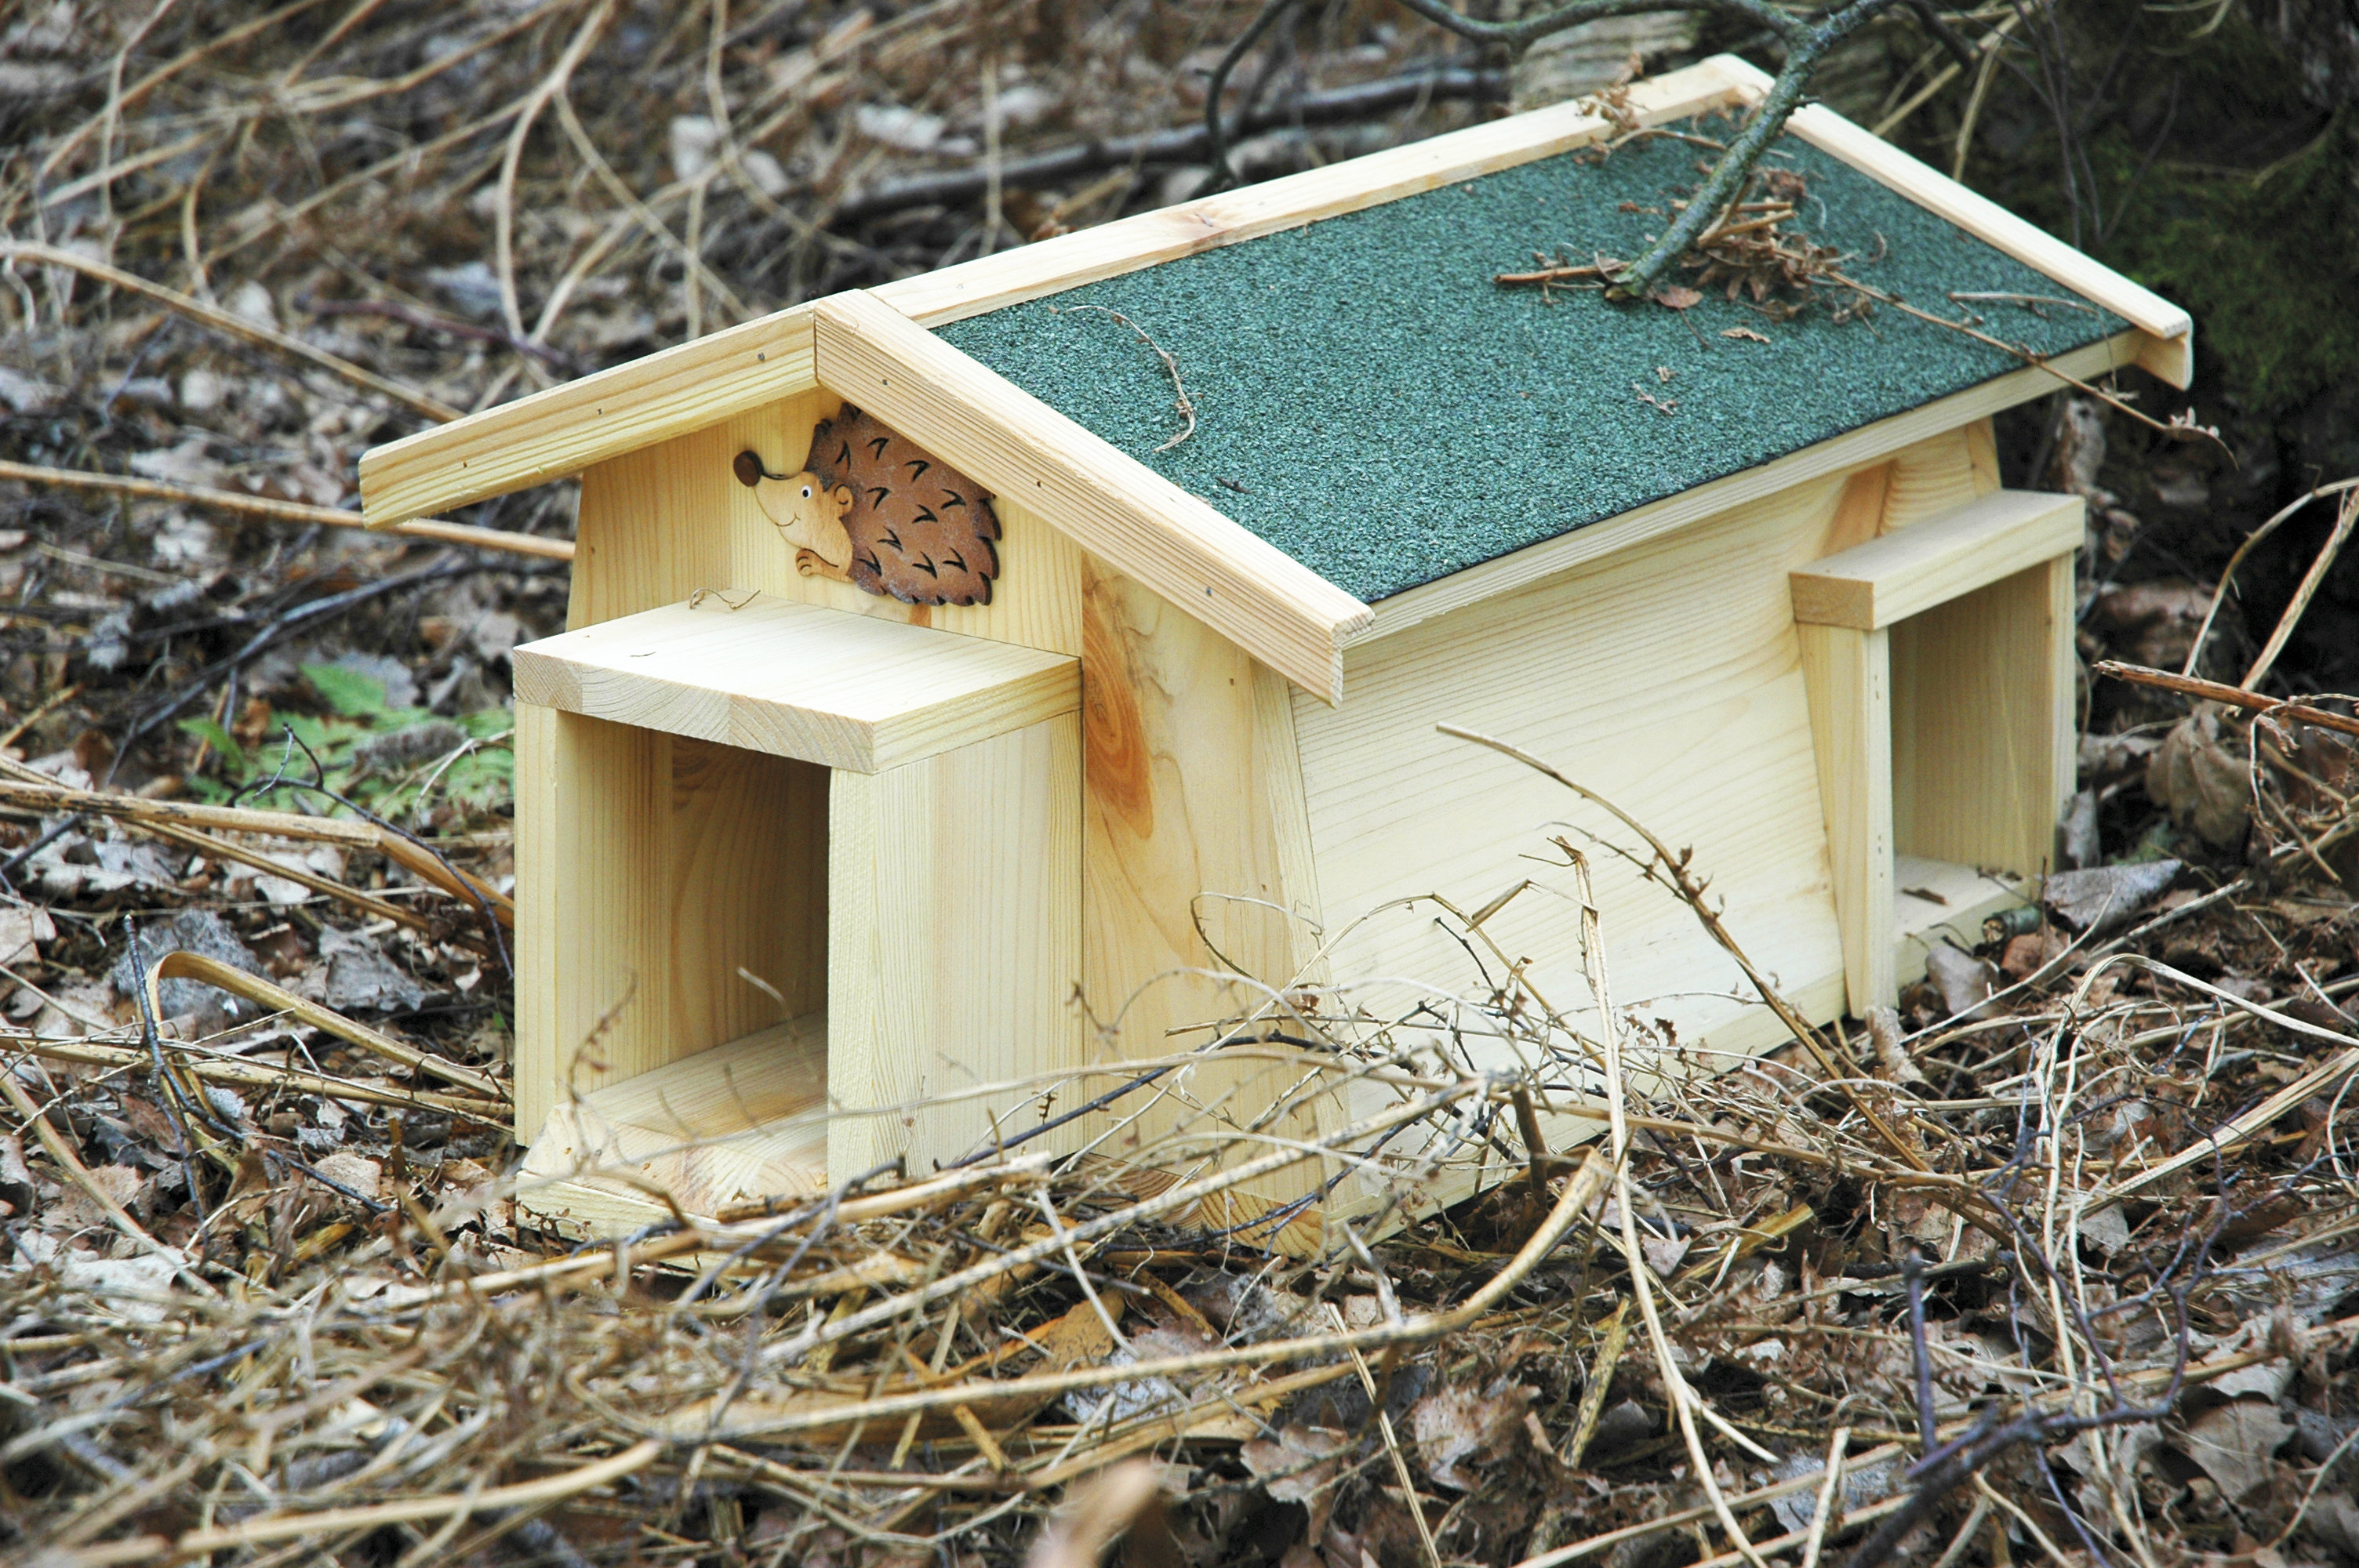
[1292,422,2008,1210]
[827,713,1081,1180]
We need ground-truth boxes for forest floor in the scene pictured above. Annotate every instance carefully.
[2,3,2357,1566]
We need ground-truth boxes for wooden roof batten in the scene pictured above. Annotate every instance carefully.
[355,51,2195,696]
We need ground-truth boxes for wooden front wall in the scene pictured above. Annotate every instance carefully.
[1291,420,2008,1210]
[525,386,1333,1231]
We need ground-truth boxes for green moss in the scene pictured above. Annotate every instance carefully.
[2092,109,2359,415]
[939,123,2121,604]
[1910,0,2355,419]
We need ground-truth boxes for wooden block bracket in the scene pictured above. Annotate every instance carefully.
[1790,489,2084,630]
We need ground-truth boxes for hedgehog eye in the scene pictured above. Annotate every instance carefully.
[800,485,812,499]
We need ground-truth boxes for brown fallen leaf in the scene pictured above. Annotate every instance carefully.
[1652,285,1703,309]
[1241,1425,1351,1535]
[2175,1399,2295,1501]
[1721,325,1772,342]
[1410,1374,1536,1491]
[2146,707,2250,848]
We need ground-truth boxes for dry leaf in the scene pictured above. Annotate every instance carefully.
[2043,860,2182,932]
[1721,325,1772,342]
[2000,926,2069,980]
[1242,1425,1350,1533]
[2176,1399,2294,1501]
[1925,945,1997,1021]
[2088,580,2215,669]
[1651,285,1702,309]
[2146,708,2250,848]
[0,905,54,967]
[1409,1375,1535,1491]
[1640,1231,1691,1278]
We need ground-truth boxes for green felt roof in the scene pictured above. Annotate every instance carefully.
[935,124,2124,605]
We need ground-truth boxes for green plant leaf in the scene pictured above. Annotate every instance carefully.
[175,717,245,771]
[303,662,388,717]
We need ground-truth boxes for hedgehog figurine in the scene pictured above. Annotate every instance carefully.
[733,405,1001,607]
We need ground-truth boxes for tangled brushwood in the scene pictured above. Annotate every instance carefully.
[3,710,2357,1566]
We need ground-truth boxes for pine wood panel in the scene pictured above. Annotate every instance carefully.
[512,705,827,1144]
[1703,56,2193,386]
[1293,473,1858,1171]
[1964,417,2001,494]
[520,1017,830,1234]
[1891,557,2073,878]
[1882,423,1998,528]
[514,594,1078,774]
[1790,490,2083,630]
[513,701,563,1142]
[570,390,1088,657]
[360,305,820,528]
[827,713,1083,1181]
[1799,622,1896,1014]
[1078,560,1336,1249]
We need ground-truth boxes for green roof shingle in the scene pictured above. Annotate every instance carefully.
[937,124,2120,604]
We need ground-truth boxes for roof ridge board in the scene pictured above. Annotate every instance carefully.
[813,290,1369,705]
[873,58,1747,329]
[359,301,820,528]
[1702,54,2192,387]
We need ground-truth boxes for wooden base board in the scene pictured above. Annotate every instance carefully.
[518,1016,829,1236]
[516,1016,1332,1255]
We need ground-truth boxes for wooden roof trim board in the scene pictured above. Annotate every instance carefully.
[872,58,1747,328]
[358,303,820,528]
[813,290,1372,704]
[1353,328,2143,644]
[1702,56,2194,387]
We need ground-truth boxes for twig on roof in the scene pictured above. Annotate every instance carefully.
[1197,0,1917,297]
[1826,269,2226,452]
[1052,304,1198,453]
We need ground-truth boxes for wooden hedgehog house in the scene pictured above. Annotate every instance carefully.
[357,56,2192,1245]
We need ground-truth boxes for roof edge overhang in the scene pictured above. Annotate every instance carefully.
[359,304,821,533]
[1709,56,2194,388]
[1352,327,2150,647]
